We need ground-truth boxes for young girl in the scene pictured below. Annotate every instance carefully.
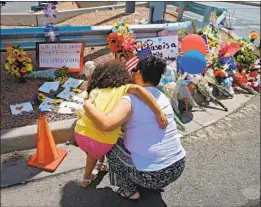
[75,60,167,187]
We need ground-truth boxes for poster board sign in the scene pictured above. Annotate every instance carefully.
[36,41,85,73]
[135,36,179,61]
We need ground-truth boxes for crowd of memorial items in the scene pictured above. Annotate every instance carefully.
[3,6,260,131]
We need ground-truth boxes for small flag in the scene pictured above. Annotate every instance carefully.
[136,46,152,60]
[125,56,139,72]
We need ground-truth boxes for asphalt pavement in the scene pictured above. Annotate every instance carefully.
[0,2,38,13]
[1,95,260,207]
[167,2,260,46]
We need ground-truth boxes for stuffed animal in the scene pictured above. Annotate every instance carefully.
[84,61,96,80]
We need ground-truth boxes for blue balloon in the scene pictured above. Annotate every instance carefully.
[180,50,206,74]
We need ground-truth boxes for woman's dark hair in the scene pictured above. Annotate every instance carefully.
[136,56,166,86]
[87,60,131,93]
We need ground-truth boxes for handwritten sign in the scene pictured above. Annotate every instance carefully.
[36,41,85,72]
[135,36,179,61]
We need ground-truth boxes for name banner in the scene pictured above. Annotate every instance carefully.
[36,41,85,72]
[135,36,179,61]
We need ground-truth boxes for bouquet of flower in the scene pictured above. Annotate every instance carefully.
[111,21,133,36]
[234,38,258,68]
[54,66,69,84]
[199,26,220,49]
[107,21,136,54]
[4,43,33,82]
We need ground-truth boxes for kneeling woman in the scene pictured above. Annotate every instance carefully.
[83,56,186,200]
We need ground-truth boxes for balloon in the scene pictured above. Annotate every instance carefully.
[180,50,207,74]
[181,34,207,55]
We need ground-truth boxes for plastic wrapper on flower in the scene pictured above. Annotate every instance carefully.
[219,56,236,70]
[160,65,176,85]
[25,69,57,80]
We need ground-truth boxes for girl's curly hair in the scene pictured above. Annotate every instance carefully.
[87,60,132,93]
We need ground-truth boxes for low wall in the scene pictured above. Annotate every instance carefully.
[75,1,117,8]
[1,2,148,26]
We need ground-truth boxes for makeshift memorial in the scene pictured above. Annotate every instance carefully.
[61,77,84,89]
[4,43,33,82]
[39,97,56,112]
[10,102,34,116]
[58,101,82,114]
[193,75,228,111]
[56,88,75,100]
[38,81,60,94]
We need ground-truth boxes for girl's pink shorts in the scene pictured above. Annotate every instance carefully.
[74,132,114,160]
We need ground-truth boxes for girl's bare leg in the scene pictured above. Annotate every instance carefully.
[81,153,98,187]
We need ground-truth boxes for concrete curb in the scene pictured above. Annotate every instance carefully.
[1,118,77,154]
[224,1,260,7]
[1,93,256,154]
[1,2,148,26]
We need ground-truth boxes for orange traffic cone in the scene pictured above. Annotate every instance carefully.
[27,115,67,172]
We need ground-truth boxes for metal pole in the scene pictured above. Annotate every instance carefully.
[125,1,135,13]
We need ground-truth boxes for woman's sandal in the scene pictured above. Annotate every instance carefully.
[81,174,98,188]
[97,161,109,172]
[116,188,140,200]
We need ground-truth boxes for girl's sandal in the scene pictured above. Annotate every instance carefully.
[117,188,140,200]
[81,174,98,188]
[97,161,109,172]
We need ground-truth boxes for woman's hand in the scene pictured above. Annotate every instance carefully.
[156,111,168,129]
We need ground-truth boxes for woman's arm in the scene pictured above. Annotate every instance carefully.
[127,85,167,129]
[83,98,132,131]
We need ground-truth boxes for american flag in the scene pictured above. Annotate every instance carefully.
[125,47,152,72]
[136,46,152,60]
[125,56,139,72]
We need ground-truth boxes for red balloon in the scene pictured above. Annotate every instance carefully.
[181,34,207,55]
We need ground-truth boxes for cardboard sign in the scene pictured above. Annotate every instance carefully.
[36,41,85,72]
[136,36,179,61]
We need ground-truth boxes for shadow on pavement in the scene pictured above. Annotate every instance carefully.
[238,198,260,207]
[1,151,42,187]
[60,172,167,207]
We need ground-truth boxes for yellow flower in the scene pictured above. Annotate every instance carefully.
[224,53,230,57]
[5,62,11,71]
[203,28,210,35]
[53,99,62,105]
[11,64,19,75]
[112,22,118,27]
[249,31,259,40]
[26,57,32,63]
[7,57,16,64]
[26,63,33,72]
[12,49,20,57]
[84,93,89,99]
[72,88,82,93]
[21,51,27,56]
[38,93,46,102]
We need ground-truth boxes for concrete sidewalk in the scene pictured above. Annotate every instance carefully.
[0,93,256,188]
[1,95,260,207]
[0,92,254,154]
